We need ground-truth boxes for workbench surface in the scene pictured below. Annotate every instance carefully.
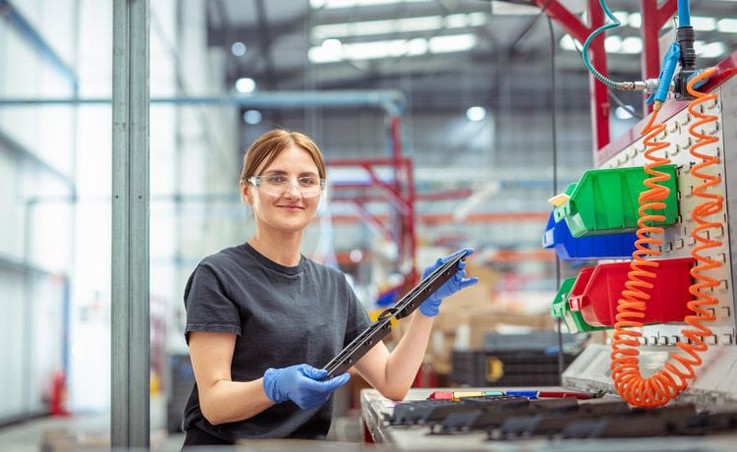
[360,387,737,451]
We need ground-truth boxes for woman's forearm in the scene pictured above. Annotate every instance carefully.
[382,312,435,400]
[199,377,275,425]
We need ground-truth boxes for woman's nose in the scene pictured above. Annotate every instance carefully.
[283,183,300,197]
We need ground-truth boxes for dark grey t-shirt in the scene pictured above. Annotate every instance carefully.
[182,243,372,441]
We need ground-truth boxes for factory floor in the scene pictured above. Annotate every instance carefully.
[0,395,185,452]
[0,405,364,451]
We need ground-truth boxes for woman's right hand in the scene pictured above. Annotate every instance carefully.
[263,364,350,410]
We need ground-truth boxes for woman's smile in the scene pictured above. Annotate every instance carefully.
[277,204,305,211]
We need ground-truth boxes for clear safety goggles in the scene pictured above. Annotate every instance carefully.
[247,174,325,198]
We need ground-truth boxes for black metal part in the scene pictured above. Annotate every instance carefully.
[388,395,527,426]
[494,401,632,439]
[674,26,697,100]
[418,396,527,425]
[384,392,737,439]
[558,404,697,439]
[321,250,469,378]
[432,398,579,434]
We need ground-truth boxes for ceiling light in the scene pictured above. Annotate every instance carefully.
[490,0,539,15]
[399,16,444,33]
[243,110,262,125]
[717,18,737,33]
[629,12,641,28]
[311,13,487,41]
[308,44,342,63]
[310,0,431,9]
[604,35,622,53]
[322,38,343,51]
[620,37,642,54]
[406,38,428,55]
[612,11,629,26]
[446,13,487,28]
[428,34,476,54]
[353,20,395,36]
[312,23,351,41]
[308,33,472,63]
[235,77,256,93]
[559,34,579,51]
[466,106,487,122]
[231,42,247,57]
[690,16,717,31]
[338,39,405,60]
[694,41,726,59]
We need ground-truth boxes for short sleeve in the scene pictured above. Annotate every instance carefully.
[342,276,372,346]
[183,264,241,343]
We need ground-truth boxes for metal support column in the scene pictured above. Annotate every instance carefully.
[111,0,150,448]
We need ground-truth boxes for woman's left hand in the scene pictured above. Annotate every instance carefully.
[418,247,479,317]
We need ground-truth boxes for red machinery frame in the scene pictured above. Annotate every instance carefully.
[533,0,678,153]
[328,116,420,289]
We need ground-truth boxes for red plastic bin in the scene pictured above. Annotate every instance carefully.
[568,257,695,327]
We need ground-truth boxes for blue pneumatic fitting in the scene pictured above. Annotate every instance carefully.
[647,42,681,105]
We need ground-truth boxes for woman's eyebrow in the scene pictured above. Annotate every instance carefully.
[261,169,319,177]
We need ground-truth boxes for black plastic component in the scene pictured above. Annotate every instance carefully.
[682,410,737,435]
[387,393,737,439]
[434,398,580,434]
[321,249,469,378]
[389,395,526,426]
[389,400,459,426]
[418,396,527,425]
[494,401,632,439]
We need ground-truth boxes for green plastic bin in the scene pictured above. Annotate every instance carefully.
[553,165,679,238]
[550,277,609,333]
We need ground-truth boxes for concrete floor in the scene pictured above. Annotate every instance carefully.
[0,386,364,450]
[0,414,185,451]
[0,412,363,451]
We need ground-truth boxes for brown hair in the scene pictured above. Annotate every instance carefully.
[240,129,326,183]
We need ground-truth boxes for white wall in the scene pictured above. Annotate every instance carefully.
[0,0,76,422]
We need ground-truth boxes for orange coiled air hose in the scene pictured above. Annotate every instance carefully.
[610,67,723,407]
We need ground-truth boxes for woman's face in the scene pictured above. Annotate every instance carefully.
[243,145,323,235]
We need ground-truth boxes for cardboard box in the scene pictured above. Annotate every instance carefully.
[427,305,556,376]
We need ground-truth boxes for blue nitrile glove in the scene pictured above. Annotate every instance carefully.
[263,364,350,410]
[419,248,480,317]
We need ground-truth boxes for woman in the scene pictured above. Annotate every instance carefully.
[181,129,477,446]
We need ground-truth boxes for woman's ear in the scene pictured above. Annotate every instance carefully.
[240,181,251,205]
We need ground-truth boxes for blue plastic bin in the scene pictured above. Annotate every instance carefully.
[543,212,637,260]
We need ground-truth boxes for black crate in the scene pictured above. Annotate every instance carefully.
[451,349,577,387]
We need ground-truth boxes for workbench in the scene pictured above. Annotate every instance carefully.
[360,387,737,451]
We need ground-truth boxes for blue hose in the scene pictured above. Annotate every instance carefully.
[646,42,680,105]
[678,0,691,27]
